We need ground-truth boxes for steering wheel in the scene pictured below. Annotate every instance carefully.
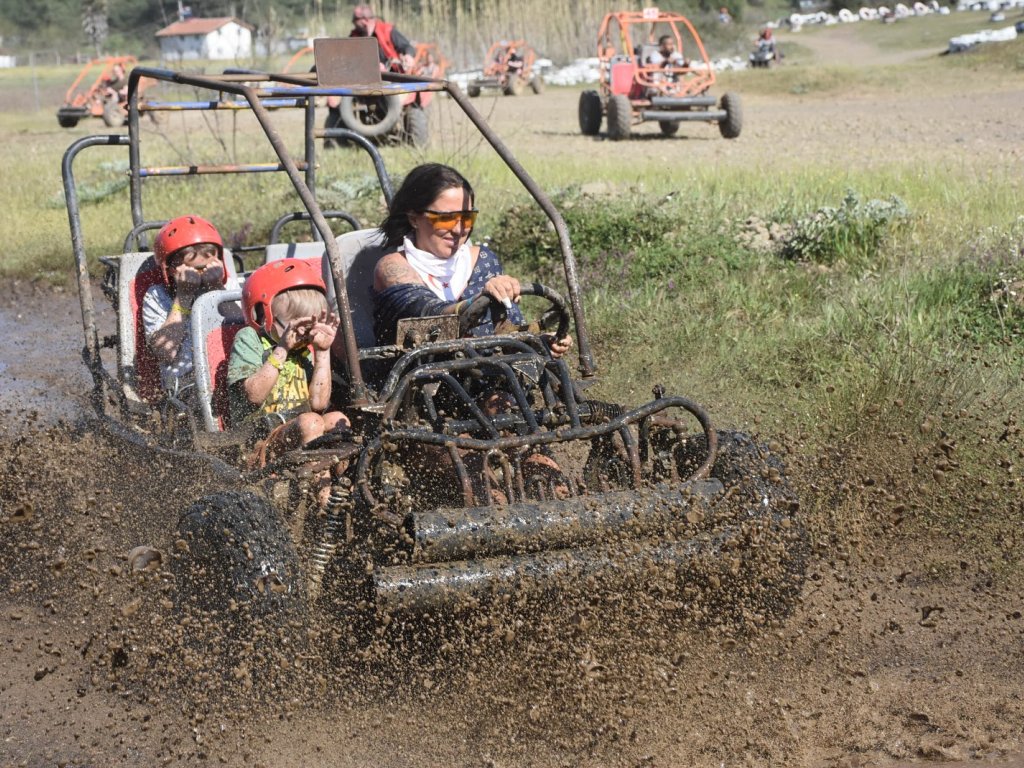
[458,281,571,341]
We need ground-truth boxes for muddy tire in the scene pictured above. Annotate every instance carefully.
[172,491,308,679]
[102,99,125,127]
[530,75,545,95]
[338,94,404,139]
[607,94,633,141]
[578,90,603,136]
[676,430,808,623]
[402,105,429,148]
[718,92,743,139]
[659,120,680,136]
[467,82,481,98]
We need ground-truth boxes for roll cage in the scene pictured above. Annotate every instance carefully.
[63,39,597,421]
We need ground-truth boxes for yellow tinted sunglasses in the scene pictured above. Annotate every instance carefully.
[421,208,478,231]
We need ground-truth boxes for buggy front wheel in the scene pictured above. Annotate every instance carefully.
[606,94,632,141]
[718,92,743,139]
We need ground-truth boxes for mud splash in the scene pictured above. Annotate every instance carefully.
[1,287,1023,767]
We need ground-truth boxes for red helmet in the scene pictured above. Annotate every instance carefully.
[242,258,326,334]
[153,215,225,287]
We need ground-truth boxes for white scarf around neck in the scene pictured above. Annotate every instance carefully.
[401,235,473,302]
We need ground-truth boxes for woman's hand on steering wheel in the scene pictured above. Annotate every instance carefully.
[482,275,521,309]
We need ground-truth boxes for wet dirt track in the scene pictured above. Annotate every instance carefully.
[2,288,1023,768]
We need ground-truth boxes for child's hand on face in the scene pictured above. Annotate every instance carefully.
[173,263,204,297]
[199,262,224,289]
[279,316,316,351]
[309,312,340,352]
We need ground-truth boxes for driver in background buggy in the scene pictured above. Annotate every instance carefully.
[371,163,573,501]
[324,3,417,142]
[646,34,687,71]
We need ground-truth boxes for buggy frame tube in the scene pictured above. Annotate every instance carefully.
[62,133,131,410]
[429,77,597,378]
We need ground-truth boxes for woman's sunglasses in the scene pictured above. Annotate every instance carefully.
[420,208,478,231]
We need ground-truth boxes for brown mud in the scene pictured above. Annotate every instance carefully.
[2,283,1023,768]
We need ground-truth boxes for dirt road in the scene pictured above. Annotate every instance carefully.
[3,27,1024,768]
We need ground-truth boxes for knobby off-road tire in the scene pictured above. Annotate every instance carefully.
[172,491,309,682]
[659,120,680,136]
[675,430,808,625]
[467,82,481,98]
[718,92,743,139]
[530,75,545,94]
[578,90,603,135]
[339,94,404,139]
[606,93,633,141]
[402,105,429,148]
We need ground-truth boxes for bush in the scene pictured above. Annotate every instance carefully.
[488,190,750,290]
[778,191,909,266]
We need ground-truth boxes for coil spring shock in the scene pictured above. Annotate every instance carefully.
[307,481,354,597]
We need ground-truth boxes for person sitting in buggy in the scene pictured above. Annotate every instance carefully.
[371,163,573,499]
[647,34,686,69]
[142,215,239,399]
[228,258,350,469]
[372,163,571,356]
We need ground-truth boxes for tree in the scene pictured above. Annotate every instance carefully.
[83,0,110,55]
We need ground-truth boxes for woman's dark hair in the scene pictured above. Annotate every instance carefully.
[378,163,474,249]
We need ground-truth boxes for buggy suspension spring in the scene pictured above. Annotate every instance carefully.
[307,483,354,595]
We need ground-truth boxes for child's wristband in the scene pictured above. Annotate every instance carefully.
[170,302,190,316]
[267,352,284,371]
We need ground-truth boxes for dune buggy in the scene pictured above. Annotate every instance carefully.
[579,8,742,140]
[319,39,448,147]
[466,40,545,97]
[63,39,802,652]
[56,55,155,128]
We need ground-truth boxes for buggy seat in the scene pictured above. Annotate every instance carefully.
[190,289,245,432]
[260,229,385,349]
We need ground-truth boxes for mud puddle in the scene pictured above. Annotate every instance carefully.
[0,282,104,430]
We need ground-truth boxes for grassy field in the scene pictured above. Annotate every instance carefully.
[2,16,1023,564]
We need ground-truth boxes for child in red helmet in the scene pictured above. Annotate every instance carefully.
[228,258,349,465]
[143,215,236,396]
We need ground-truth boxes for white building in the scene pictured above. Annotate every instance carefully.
[155,17,253,61]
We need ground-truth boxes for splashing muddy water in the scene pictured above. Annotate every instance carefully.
[1,285,1022,768]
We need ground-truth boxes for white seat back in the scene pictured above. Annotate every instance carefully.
[190,289,245,432]
[323,228,386,349]
[265,241,328,263]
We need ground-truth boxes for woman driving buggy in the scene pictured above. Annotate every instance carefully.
[370,163,573,501]
[372,162,572,356]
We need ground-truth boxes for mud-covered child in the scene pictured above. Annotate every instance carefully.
[143,215,238,398]
[228,258,350,466]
